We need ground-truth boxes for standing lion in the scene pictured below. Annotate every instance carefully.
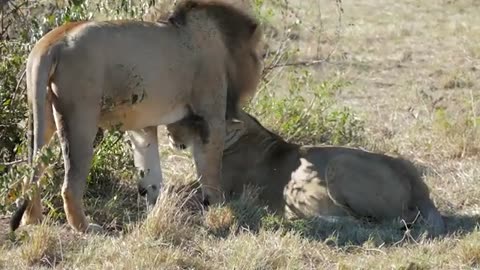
[11,0,263,234]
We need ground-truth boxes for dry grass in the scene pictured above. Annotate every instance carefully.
[1,0,480,269]
[18,219,61,267]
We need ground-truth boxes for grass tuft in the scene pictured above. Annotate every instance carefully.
[139,186,198,245]
[18,219,61,267]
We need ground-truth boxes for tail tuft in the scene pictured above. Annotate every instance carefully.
[10,199,29,232]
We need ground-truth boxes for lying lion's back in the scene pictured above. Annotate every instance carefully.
[299,145,426,219]
[302,145,415,172]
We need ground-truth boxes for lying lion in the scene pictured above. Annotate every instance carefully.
[11,0,263,233]
[166,110,446,236]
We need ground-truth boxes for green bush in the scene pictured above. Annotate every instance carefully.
[0,41,29,167]
[0,0,143,217]
[247,69,364,145]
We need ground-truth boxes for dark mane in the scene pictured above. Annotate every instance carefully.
[167,0,261,120]
[168,0,258,54]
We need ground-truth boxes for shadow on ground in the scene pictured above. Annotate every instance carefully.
[227,199,480,247]
[165,182,480,247]
[2,185,478,249]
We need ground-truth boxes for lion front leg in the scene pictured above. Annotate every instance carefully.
[128,126,163,208]
[190,116,226,205]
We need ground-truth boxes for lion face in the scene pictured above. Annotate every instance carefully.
[166,117,246,151]
[167,123,194,150]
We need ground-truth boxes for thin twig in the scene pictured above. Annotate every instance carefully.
[11,68,26,107]
[470,89,477,128]
[315,0,324,58]
[364,248,387,255]
[0,159,27,166]
[261,31,290,80]
[264,58,329,71]
[393,211,421,246]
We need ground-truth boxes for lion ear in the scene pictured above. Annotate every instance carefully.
[249,22,258,35]
[249,22,262,44]
[168,11,185,26]
[168,1,198,26]
[184,0,198,10]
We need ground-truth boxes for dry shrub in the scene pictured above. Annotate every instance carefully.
[457,231,480,267]
[204,206,235,236]
[19,219,61,267]
[139,185,199,245]
[204,186,267,237]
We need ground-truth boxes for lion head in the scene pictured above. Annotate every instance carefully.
[166,115,245,151]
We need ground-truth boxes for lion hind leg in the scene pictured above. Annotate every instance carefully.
[128,127,163,207]
[54,105,99,233]
[325,155,411,221]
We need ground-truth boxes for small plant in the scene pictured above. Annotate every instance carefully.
[205,186,268,236]
[140,187,197,245]
[204,206,235,237]
[19,218,60,267]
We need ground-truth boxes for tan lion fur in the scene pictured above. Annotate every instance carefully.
[166,110,446,236]
[13,0,263,233]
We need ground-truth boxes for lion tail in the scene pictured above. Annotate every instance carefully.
[10,46,59,232]
[417,197,446,237]
[30,48,58,165]
[392,158,446,236]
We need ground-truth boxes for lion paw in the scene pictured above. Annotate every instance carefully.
[202,188,224,206]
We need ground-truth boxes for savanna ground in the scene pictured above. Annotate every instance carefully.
[1,0,479,269]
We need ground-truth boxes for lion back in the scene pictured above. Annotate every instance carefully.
[325,153,414,221]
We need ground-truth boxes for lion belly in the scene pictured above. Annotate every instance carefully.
[99,102,189,131]
[53,21,200,131]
